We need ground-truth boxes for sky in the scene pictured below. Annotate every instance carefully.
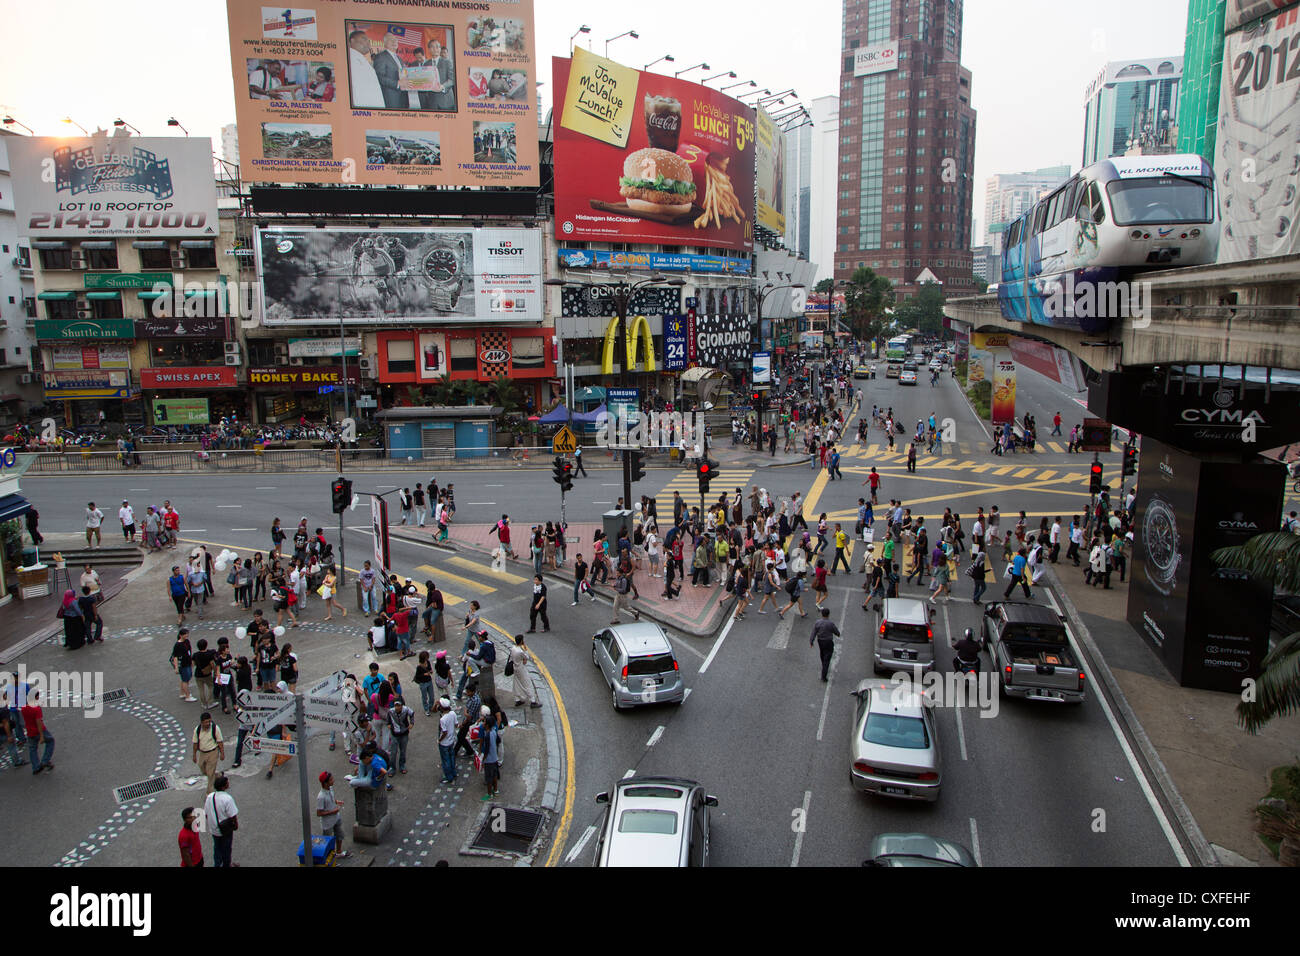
[0,0,1190,249]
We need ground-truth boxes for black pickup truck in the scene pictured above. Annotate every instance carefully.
[981,602,1086,703]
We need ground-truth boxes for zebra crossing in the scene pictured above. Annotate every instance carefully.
[823,538,1003,583]
[835,442,1120,487]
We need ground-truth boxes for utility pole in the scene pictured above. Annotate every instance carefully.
[295,693,314,867]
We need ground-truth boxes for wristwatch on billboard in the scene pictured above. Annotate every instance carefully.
[1141,493,1182,597]
[417,236,466,311]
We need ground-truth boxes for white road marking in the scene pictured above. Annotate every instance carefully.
[969,817,982,866]
[230,528,257,532]
[255,487,277,490]
[790,790,812,867]
[601,483,620,487]
[683,688,692,701]
[646,726,665,747]
[622,769,635,779]
[814,590,849,742]
[1043,587,1191,866]
[766,611,794,649]
[699,606,737,674]
[592,501,612,505]
[217,505,242,509]
[954,703,968,761]
[485,484,504,487]
[564,824,597,864]
[466,502,496,506]
[129,488,150,491]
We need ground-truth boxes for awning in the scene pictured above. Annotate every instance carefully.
[131,240,170,249]
[573,386,606,402]
[79,241,116,250]
[137,290,167,300]
[0,494,32,523]
[179,240,215,250]
[31,241,69,250]
[84,291,121,300]
[37,291,76,301]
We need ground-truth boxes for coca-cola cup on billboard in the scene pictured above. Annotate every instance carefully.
[644,95,682,152]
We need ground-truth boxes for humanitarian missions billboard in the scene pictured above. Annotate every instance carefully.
[256,226,542,325]
[755,109,786,236]
[225,0,539,187]
[552,50,756,253]
[8,136,220,238]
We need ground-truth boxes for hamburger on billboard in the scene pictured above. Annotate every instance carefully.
[552,49,756,253]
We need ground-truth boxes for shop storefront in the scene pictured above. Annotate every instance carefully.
[248,365,361,424]
[35,319,141,426]
[375,326,554,410]
[138,367,241,426]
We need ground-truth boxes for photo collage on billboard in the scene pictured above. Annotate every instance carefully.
[551,49,756,253]
[256,226,541,325]
[225,1,538,186]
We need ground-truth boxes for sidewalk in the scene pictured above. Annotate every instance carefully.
[0,537,561,869]
[1045,560,1297,866]
[393,522,732,638]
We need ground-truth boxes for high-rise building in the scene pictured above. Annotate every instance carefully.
[1082,57,1182,168]
[1177,0,1226,160]
[970,245,992,283]
[0,130,39,421]
[835,0,978,296]
[221,123,240,167]
[982,164,1072,255]
[784,117,814,262]
[803,96,841,287]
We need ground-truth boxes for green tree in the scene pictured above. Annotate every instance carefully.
[814,278,835,295]
[843,266,895,342]
[1211,532,1300,733]
[891,282,946,335]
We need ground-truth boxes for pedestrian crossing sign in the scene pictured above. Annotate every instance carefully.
[553,426,577,454]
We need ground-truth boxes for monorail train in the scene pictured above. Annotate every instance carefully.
[997,154,1220,333]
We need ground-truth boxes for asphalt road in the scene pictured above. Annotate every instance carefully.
[20,365,1188,867]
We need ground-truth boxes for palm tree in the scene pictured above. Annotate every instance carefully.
[1211,532,1300,733]
[843,266,895,342]
[489,375,522,416]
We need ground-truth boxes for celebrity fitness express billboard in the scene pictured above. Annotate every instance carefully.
[552,50,756,253]
[755,109,787,236]
[8,137,219,238]
[225,0,539,187]
[257,226,541,325]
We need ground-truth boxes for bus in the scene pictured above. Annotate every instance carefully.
[885,336,910,377]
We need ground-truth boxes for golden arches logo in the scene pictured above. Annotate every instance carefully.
[601,315,657,375]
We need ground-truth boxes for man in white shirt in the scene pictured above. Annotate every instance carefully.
[84,502,104,548]
[1049,517,1062,563]
[204,774,239,868]
[118,500,136,543]
[437,698,458,784]
[347,29,384,108]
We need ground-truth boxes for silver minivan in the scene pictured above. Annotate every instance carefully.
[592,622,685,711]
[872,597,935,674]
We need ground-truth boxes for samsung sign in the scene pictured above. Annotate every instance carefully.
[854,42,899,77]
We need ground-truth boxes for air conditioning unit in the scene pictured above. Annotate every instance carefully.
[170,250,188,270]
[76,309,92,319]
[273,343,289,363]
[224,353,241,366]
[18,373,33,385]
[224,341,241,355]
[358,356,374,375]
[68,253,87,270]
[289,356,305,366]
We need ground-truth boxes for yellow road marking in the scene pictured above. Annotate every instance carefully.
[449,555,527,584]
[1036,470,1057,481]
[994,466,1015,476]
[416,564,497,594]
[1014,467,1038,478]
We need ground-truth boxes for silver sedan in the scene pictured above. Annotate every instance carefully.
[849,679,942,802]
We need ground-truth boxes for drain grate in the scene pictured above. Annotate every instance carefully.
[469,807,545,855]
[50,687,131,707]
[113,775,171,804]
[95,687,131,705]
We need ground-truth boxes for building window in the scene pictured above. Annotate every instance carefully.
[386,337,416,374]
[187,246,218,269]
[152,340,225,366]
[138,246,172,270]
[83,246,119,270]
[449,337,476,373]
[38,248,73,270]
[44,300,77,320]
[92,296,124,319]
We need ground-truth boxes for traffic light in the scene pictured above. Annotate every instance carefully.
[560,461,574,493]
[331,476,352,514]
[552,455,566,485]
[697,457,716,495]
[630,450,647,483]
[1122,444,1138,477]
[1089,460,1104,495]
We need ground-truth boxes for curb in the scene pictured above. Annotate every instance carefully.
[1045,566,1219,867]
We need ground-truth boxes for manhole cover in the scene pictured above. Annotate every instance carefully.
[113,775,171,804]
[469,806,545,855]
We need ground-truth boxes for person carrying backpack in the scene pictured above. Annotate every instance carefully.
[778,571,808,618]
[611,568,640,625]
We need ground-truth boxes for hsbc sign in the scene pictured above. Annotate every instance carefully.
[854,42,899,77]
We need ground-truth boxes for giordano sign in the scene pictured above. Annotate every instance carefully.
[600,315,657,375]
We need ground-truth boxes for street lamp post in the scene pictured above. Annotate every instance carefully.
[605,30,639,57]
[546,273,684,511]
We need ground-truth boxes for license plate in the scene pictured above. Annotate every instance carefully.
[643,679,661,687]
[897,650,914,660]
[881,786,908,796]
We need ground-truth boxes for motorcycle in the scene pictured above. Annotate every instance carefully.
[951,628,982,675]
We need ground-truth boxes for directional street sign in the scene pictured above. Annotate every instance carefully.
[306,670,348,697]
[305,692,353,710]
[301,710,358,731]
[247,736,299,757]
[552,425,577,455]
[238,690,293,709]
[254,700,298,734]
[236,709,261,729]
[305,699,358,721]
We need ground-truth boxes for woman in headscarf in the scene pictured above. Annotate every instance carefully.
[59,589,86,649]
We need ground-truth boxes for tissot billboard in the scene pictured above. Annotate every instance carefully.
[225,0,539,187]
[257,226,542,325]
[552,50,756,253]
[8,137,219,238]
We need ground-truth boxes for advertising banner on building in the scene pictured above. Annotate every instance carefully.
[552,52,756,253]
[853,41,900,77]
[1224,0,1295,32]
[224,0,539,187]
[153,398,211,425]
[1009,337,1084,393]
[664,315,688,371]
[42,370,132,398]
[289,337,363,358]
[1217,6,1300,262]
[136,317,227,339]
[755,109,786,236]
[693,313,753,368]
[557,248,751,275]
[8,137,219,238]
[85,273,174,291]
[971,332,1014,422]
[417,331,447,380]
[52,346,130,371]
[34,319,135,341]
[257,226,542,325]
[140,367,238,389]
[992,357,1017,425]
[250,366,361,389]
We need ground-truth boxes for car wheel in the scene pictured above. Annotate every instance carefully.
[592,644,599,668]
[610,685,622,711]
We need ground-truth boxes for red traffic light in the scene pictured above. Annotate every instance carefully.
[699,463,711,474]
[1090,463,1102,475]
